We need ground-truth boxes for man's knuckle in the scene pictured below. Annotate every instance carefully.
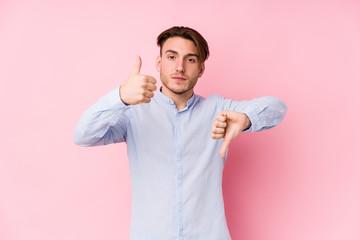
[138,93,145,99]
[140,81,148,88]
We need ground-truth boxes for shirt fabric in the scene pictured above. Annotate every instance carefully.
[74,87,287,240]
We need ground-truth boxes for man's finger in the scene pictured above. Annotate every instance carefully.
[144,75,157,84]
[144,89,155,98]
[146,82,157,91]
[220,140,230,158]
[212,133,224,139]
[216,114,227,122]
[131,55,142,75]
[215,121,227,128]
[212,127,225,134]
[144,97,151,103]
[139,97,151,104]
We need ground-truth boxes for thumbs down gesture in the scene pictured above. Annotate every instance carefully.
[211,111,251,158]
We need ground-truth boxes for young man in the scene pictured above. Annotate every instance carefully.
[74,26,287,240]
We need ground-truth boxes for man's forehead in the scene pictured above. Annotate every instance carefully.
[161,37,198,55]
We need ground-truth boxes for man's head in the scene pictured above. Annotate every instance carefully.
[155,26,210,97]
[157,26,210,64]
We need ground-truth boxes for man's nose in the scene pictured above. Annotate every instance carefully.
[176,60,185,72]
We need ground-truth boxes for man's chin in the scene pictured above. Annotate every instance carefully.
[161,81,195,96]
[168,87,192,95]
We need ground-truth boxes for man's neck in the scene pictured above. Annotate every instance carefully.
[161,87,194,111]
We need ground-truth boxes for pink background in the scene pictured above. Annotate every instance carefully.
[1,0,359,239]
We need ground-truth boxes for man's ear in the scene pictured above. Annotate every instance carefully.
[198,62,205,78]
[155,56,161,72]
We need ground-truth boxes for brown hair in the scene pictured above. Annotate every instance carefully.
[157,26,210,63]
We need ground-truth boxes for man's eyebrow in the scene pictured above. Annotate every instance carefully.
[165,50,178,55]
[164,49,199,58]
[186,53,199,58]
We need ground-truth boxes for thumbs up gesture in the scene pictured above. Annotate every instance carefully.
[211,111,251,158]
[119,56,157,105]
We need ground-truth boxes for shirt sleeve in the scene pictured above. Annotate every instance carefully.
[218,95,287,132]
[73,86,131,146]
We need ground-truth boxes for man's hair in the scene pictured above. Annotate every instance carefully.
[157,26,210,63]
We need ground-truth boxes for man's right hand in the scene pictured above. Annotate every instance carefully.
[119,55,157,105]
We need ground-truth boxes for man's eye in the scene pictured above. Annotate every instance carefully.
[188,58,196,63]
[168,55,175,60]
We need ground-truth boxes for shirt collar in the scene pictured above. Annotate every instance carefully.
[156,87,197,111]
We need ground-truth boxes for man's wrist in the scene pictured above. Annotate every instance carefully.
[241,113,251,131]
[119,85,130,106]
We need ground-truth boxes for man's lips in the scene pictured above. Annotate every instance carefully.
[171,76,186,81]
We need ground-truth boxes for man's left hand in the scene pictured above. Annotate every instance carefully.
[211,111,251,158]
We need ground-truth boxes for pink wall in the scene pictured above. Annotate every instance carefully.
[1,0,359,239]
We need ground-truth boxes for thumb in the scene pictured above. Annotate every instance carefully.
[131,55,142,75]
[220,139,230,159]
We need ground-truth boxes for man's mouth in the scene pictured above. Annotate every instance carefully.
[171,76,186,81]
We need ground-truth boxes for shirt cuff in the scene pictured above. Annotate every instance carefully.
[240,109,260,133]
[108,86,130,108]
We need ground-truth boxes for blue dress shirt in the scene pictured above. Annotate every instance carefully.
[74,87,287,240]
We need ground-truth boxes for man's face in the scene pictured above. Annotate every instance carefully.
[156,37,205,96]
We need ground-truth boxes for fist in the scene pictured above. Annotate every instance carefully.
[119,56,157,105]
[212,111,251,158]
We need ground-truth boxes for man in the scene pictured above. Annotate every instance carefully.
[74,26,287,240]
